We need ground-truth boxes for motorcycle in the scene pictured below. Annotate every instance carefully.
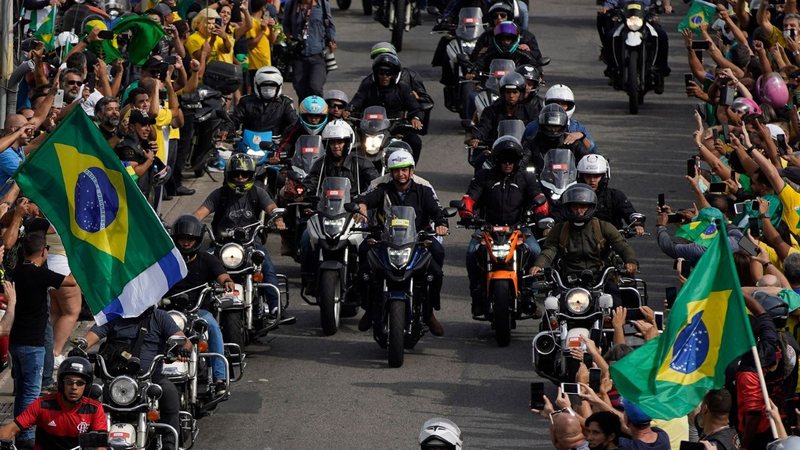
[208,210,294,349]
[374,0,420,51]
[301,177,364,335]
[280,135,325,261]
[180,86,229,178]
[355,106,419,174]
[466,119,525,171]
[606,0,665,114]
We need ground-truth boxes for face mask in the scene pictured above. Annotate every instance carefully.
[259,86,277,99]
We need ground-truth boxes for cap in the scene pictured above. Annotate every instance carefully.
[622,399,652,426]
[154,2,173,17]
[143,56,167,69]
[129,110,156,125]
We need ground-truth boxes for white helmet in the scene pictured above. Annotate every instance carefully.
[577,154,610,179]
[321,119,355,155]
[253,66,283,100]
[419,418,462,450]
[545,84,576,119]
[387,149,415,170]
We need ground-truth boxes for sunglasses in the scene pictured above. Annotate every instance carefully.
[329,103,346,110]
[376,71,394,77]
[492,12,508,19]
[65,80,83,86]
[63,379,87,387]
[230,171,252,179]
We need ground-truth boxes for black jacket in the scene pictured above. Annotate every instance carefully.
[473,98,540,144]
[522,132,590,172]
[349,80,424,120]
[232,94,298,135]
[355,180,447,231]
[472,46,537,74]
[358,68,434,106]
[114,135,153,198]
[470,29,543,65]
[466,168,542,226]
[303,152,380,197]
[551,186,638,229]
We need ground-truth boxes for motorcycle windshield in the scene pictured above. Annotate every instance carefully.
[317,177,352,217]
[489,59,515,79]
[360,106,391,134]
[497,120,525,141]
[485,77,500,95]
[292,135,323,173]
[385,206,417,247]
[540,148,577,192]
[456,7,483,40]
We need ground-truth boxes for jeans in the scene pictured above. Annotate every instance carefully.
[465,230,541,293]
[292,54,327,102]
[43,319,54,387]
[299,228,315,276]
[198,309,225,382]
[9,345,45,442]
[153,374,180,450]
[254,243,280,311]
[517,0,529,31]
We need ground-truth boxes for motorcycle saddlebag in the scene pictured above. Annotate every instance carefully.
[204,61,242,95]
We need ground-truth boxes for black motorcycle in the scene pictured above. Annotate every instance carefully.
[180,86,229,177]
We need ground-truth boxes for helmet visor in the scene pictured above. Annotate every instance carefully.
[456,8,483,40]
[540,148,578,193]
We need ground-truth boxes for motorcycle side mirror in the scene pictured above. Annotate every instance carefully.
[259,141,274,151]
[270,208,286,217]
[629,213,646,224]
[443,207,458,218]
[598,294,614,310]
[544,295,559,311]
[539,56,551,67]
[344,202,361,214]
[126,357,141,374]
[532,195,547,207]
[537,217,555,230]
[79,431,109,447]
[87,383,104,401]
[449,199,465,209]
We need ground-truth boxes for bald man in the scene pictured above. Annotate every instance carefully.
[552,411,590,450]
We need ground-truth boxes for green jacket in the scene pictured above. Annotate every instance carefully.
[534,218,637,274]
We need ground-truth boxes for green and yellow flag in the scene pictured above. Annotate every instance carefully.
[674,207,724,248]
[678,0,718,35]
[12,108,186,324]
[610,222,754,419]
[33,6,57,52]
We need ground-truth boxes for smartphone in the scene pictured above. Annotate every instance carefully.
[658,193,665,211]
[666,286,678,309]
[777,134,787,155]
[749,216,762,238]
[674,258,692,278]
[654,311,664,331]
[230,0,243,22]
[97,30,114,40]
[53,89,64,108]
[738,235,762,256]
[560,383,582,396]
[589,368,601,393]
[214,17,223,27]
[734,201,747,214]
[691,41,710,50]
[721,122,730,141]
[531,382,545,410]
[720,86,735,106]
[167,55,178,65]
[681,441,707,450]
[667,213,683,224]
[684,73,694,87]
[709,182,728,194]
[687,158,697,178]
[712,128,719,141]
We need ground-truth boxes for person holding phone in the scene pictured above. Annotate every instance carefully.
[283,0,337,101]
[185,8,229,62]
[114,110,158,200]
[246,0,277,87]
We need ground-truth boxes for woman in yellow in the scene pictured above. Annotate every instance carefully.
[216,2,253,63]
[247,0,278,86]
[185,8,231,62]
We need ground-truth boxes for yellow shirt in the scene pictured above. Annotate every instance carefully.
[185,32,228,62]
[217,30,235,64]
[246,17,271,69]
[779,184,800,235]
[154,108,172,162]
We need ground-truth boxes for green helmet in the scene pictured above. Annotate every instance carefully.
[225,153,257,193]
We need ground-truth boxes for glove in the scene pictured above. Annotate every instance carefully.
[459,194,475,219]
[532,193,550,217]
[177,345,192,359]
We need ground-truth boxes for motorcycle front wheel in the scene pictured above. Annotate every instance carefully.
[627,49,640,115]
[391,0,405,52]
[221,312,246,349]
[492,281,513,347]
[319,270,341,336]
[387,301,406,367]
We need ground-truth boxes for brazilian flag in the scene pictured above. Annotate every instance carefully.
[12,108,187,324]
[678,0,718,35]
[610,222,755,419]
[33,6,57,52]
[674,207,724,248]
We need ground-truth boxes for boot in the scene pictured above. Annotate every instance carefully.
[358,309,372,331]
[426,311,444,336]
[470,287,485,318]
[280,232,294,256]
[301,273,317,297]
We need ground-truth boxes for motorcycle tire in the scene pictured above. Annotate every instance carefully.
[492,281,513,347]
[387,301,406,368]
[363,0,372,15]
[391,0,405,52]
[221,312,246,350]
[319,271,341,336]
[627,50,640,115]
[338,0,352,9]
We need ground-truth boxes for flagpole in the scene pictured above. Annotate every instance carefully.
[751,346,779,439]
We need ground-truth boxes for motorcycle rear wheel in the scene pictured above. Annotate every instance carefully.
[391,0,405,52]
[319,271,341,336]
[221,312,246,350]
[492,281,513,347]
[627,50,640,115]
[387,301,406,367]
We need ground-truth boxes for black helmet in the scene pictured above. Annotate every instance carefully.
[171,215,205,256]
[538,103,568,138]
[488,2,514,21]
[499,72,526,93]
[754,291,789,328]
[224,153,257,193]
[491,135,523,166]
[58,356,93,397]
[516,64,543,89]
[372,53,402,78]
[561,183,597,224]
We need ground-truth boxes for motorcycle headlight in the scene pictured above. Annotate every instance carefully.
[491,243,511,260]
[626,16,643,31]
[168,311,186,331]
[109,376,138,406]
[322,217,347,237]
[219,243,245,269]
[364,134,385,155]
[565,288,592,315]
[387,247,412,269]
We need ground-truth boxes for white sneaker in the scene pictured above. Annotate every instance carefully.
[53,354,65,370]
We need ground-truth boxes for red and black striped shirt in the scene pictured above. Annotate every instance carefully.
[14,393,106,450]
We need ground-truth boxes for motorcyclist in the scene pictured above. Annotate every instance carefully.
[419,417,463,450]
[469,2,542,65]
[367,42,434,110]
[460,136,548,317]
[469,72,539,164]
[354,150,448,336]
[349,53,425,162]
[522,103,591,172]
[166,215,236,396]
[231,66,298,141]
[436,0,531,40]
[471,21,538,73]
[523,84,597,152]
[531,183,638,306]
[275,95,330,162]
[324,90,351,121]
[551,154,645,235]
[193,153,287,318]
[516,64,545,113]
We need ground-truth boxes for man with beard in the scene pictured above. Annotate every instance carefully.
[94,96,121,146]
[59,69,85,105]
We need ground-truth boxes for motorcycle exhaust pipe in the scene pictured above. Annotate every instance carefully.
[533,333,557,356]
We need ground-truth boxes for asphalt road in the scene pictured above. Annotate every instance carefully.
[159,1,698,447]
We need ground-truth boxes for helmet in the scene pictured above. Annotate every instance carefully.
[545,84,576,119]
[538,103,568,137]
[757,73,790,109]
[493,21,520,54]
[499,72,526,93]
[754,291,789,328]
[323,89,350,106]
[766,123,787,141]
[491,135,524,166]
[419,418,462,450]
[516,64,544,90]
[224,153,257,193]
[730,97,763,117]
[577,154,610,178]
[253,66,283,100]
[488,2,514,21]
[387,149,415,170]
[768,436,800,450]
[372,53,402,78]
[370,41,397,59]
[58,356,93,398]
[561,183,598,224]
[171,215,205,256]
[298,96,330,135]
[383,139,413,167]
[321,119,355,157]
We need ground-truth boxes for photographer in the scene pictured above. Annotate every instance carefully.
[283,0,336,101]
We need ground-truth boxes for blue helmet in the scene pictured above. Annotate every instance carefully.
[299,96,329,135]
[493,21,520,54]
